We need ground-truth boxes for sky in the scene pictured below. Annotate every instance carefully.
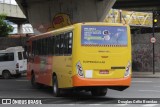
[0,0,17,5]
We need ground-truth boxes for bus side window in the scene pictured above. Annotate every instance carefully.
[46,38,48,55]
[27,46,31,57]
[37,39,41,55]
[32,41,35,56]
[64,33,69,55]
[41,39,45,55]
[44,38,48,55]
[55,36,60,55]
[47,37,51,55]
[63,32,72,55]
[68,32,73,54]
[51,36,55,55]
[60,34,64,55]
[42,39,45,55]
[35,40,38,55]
[40,39,42,55]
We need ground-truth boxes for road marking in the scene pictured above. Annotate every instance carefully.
[15,80,29,81]
[116,104,129,106]
[139,90,160,93]
[17,89,37,91]
[66,104,75,106]
[89,104,101,106]
[132,81,152,83]
[142,104,159,107]
[154,86,160,88]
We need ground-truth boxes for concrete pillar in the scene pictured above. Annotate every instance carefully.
[15,0,116,34]
[17,24,23,34]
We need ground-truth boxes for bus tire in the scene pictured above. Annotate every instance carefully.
[31,73,44,88]
[91,88,107,96]
[52,76,61,97]
[2,70,11,79]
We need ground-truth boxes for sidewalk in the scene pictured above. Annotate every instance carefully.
[132,71,160,78]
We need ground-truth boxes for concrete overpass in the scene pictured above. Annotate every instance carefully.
[15,0,160,34]
[0,0,27,33]
[113,0,160,11]
[15,0,116,34]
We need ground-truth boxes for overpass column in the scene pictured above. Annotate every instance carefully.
[17,24,23,34]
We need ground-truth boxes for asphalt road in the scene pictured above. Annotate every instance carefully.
[0,76,160,107]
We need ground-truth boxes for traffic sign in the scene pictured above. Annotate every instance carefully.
[150,37,156,43]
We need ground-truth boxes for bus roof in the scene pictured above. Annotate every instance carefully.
[29,22,128,41]
[29,25,74,40]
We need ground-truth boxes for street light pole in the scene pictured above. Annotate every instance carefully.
[152,10,155,74]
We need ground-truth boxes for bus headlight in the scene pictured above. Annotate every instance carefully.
[124,61,131,77]
[76,61,84,78]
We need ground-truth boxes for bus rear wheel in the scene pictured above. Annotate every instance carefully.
[2,70,11,79]
[91,88,107,96]
[31,73,44,88]
[52,76,61,97]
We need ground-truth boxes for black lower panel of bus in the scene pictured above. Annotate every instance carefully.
[108,86,129,91]
[74,86,129,91]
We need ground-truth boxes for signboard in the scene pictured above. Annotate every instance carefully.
[105,9,153,27]
[81,25,128,46]
[150,37,156,43]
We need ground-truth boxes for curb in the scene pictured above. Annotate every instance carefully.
[132,72,160,78]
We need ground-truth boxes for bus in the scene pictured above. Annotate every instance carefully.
[27,22,132,97]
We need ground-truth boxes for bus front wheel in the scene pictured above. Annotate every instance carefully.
[52,76,61,97]
[91,87,107,96]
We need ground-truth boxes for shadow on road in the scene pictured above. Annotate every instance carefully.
[30,86,116,104]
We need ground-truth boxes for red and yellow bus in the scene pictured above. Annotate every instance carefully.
[27,22,132,97]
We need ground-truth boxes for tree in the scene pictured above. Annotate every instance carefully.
[0,14,13,37]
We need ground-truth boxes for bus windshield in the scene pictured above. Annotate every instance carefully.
[81,26,128,46]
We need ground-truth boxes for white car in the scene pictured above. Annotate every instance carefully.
[0,46,27,79]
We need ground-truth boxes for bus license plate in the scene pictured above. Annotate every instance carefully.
[99,70,109,74]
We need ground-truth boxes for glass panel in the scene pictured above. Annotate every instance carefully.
[0,53,14,61]
[18,52,22,60]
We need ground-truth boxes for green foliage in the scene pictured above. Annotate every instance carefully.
[0,14,14,37]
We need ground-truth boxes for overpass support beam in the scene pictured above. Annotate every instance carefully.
[17,24,23,34]
[16,0,116,34]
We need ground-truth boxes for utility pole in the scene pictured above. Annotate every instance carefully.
[152,10,156,74]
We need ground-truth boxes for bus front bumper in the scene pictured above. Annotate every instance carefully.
[72,75,131,87]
